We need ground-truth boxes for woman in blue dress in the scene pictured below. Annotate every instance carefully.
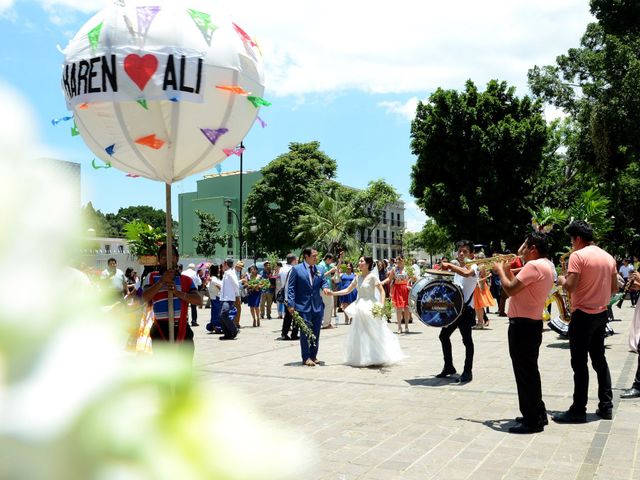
[339,263,358,325]
[245,265,263,327]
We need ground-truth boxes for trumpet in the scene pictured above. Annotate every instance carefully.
[464,254,518,269]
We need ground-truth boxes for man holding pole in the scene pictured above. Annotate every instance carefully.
[142,243,202,361]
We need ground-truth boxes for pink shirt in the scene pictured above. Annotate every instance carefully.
[568,245,616,314]
[508,258,554,320]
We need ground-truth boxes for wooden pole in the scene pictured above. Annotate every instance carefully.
[166,183,174,344]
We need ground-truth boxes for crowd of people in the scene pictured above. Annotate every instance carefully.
[91,218,640,436]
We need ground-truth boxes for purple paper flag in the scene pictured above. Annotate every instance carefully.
[200,128,228,145]
[256,116,267,128]
[136,6,161,36]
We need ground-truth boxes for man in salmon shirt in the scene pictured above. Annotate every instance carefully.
[553,220,617,423]
[493,232,554,433]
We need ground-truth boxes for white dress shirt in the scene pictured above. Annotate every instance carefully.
[220,269,240,301]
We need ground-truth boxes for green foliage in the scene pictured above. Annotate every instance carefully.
[81,203,176,238]
[244,142,337,256]
[352,179,400,230]
[527,3,640,253]
[124,220,166,257]
[81,202,114,237]
[410,79,548,249]
[420,220,453,255]
[294,190,367,255]
[567,188,613,238]
[193,210,227,258]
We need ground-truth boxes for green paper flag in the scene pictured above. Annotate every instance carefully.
[137,98,149,110]
[88,22,103,52]
[187,9,217,44]
[247,96,272,108]
[71,121,80,137]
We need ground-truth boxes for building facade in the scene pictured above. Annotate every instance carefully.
[357,200,406,260]
[178,172,406,260]
[178,170,262,259]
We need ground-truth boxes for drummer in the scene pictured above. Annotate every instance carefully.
[438,240,478,383]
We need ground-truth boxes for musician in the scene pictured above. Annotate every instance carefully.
[438,240,477,383]
[493,232,554,433]
[553,220,617,423]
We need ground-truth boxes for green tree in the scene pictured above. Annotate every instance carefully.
[244,142,338,256]
[105,205,177,237]
[193,210,227,258]
[294,190,367,255]
[81,202,114,237]
[351,180,400,231]
[410,79,548,248]
[420,220,453,256]
[527,0,640,252]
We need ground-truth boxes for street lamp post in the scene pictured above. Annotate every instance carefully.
[250,216,257,265]
[224,198,241,258]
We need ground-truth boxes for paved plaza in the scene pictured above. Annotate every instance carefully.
[193,304,640,480]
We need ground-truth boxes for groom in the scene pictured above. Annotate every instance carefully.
[287,247,331,366]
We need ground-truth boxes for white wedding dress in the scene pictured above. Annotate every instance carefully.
[344,273,407,367]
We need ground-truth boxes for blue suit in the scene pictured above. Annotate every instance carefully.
[287,262,329,362]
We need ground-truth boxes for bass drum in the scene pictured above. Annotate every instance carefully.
[409,271,464,327]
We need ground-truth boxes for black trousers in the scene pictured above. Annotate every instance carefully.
[568,309,613,413]
[439,306,474,373]
[281,308,299,338]
[190,304,198,323]
[508,318,546,427]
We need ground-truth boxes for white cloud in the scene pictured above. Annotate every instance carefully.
[0,0,14,15]
[30,0,593,97]
[404,201,427,233]
[377,97,422,121]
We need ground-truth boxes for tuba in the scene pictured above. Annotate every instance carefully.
[547,251,572,337]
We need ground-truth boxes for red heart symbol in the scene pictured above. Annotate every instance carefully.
[124,54,158,90]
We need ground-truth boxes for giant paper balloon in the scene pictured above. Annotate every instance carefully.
[61,1,264,183]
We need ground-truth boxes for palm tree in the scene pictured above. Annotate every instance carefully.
[294,190,368,254]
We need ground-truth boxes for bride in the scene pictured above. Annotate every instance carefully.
[330,256,407,367]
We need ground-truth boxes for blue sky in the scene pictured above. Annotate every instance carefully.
[0,0,594,231]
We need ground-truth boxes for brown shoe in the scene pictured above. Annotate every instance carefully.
[321,324,334,329]
[312,358,323,365]
[304,359,316,367]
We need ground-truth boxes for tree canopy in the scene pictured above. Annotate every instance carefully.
[244,141,338,256]
[410,79,548,249]
[527,0,640,255]
[193,210,227,258]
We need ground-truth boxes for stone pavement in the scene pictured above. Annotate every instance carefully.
[193,304,640,480]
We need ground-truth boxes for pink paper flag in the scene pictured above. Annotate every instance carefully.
[223,146,245,157]
[232,22,257,46]
[126,173,140,178]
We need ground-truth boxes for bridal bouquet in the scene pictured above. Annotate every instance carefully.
[291,310,317,346]
[371,300,393,320]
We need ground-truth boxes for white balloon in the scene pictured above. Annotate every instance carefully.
[61,0,265,184]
